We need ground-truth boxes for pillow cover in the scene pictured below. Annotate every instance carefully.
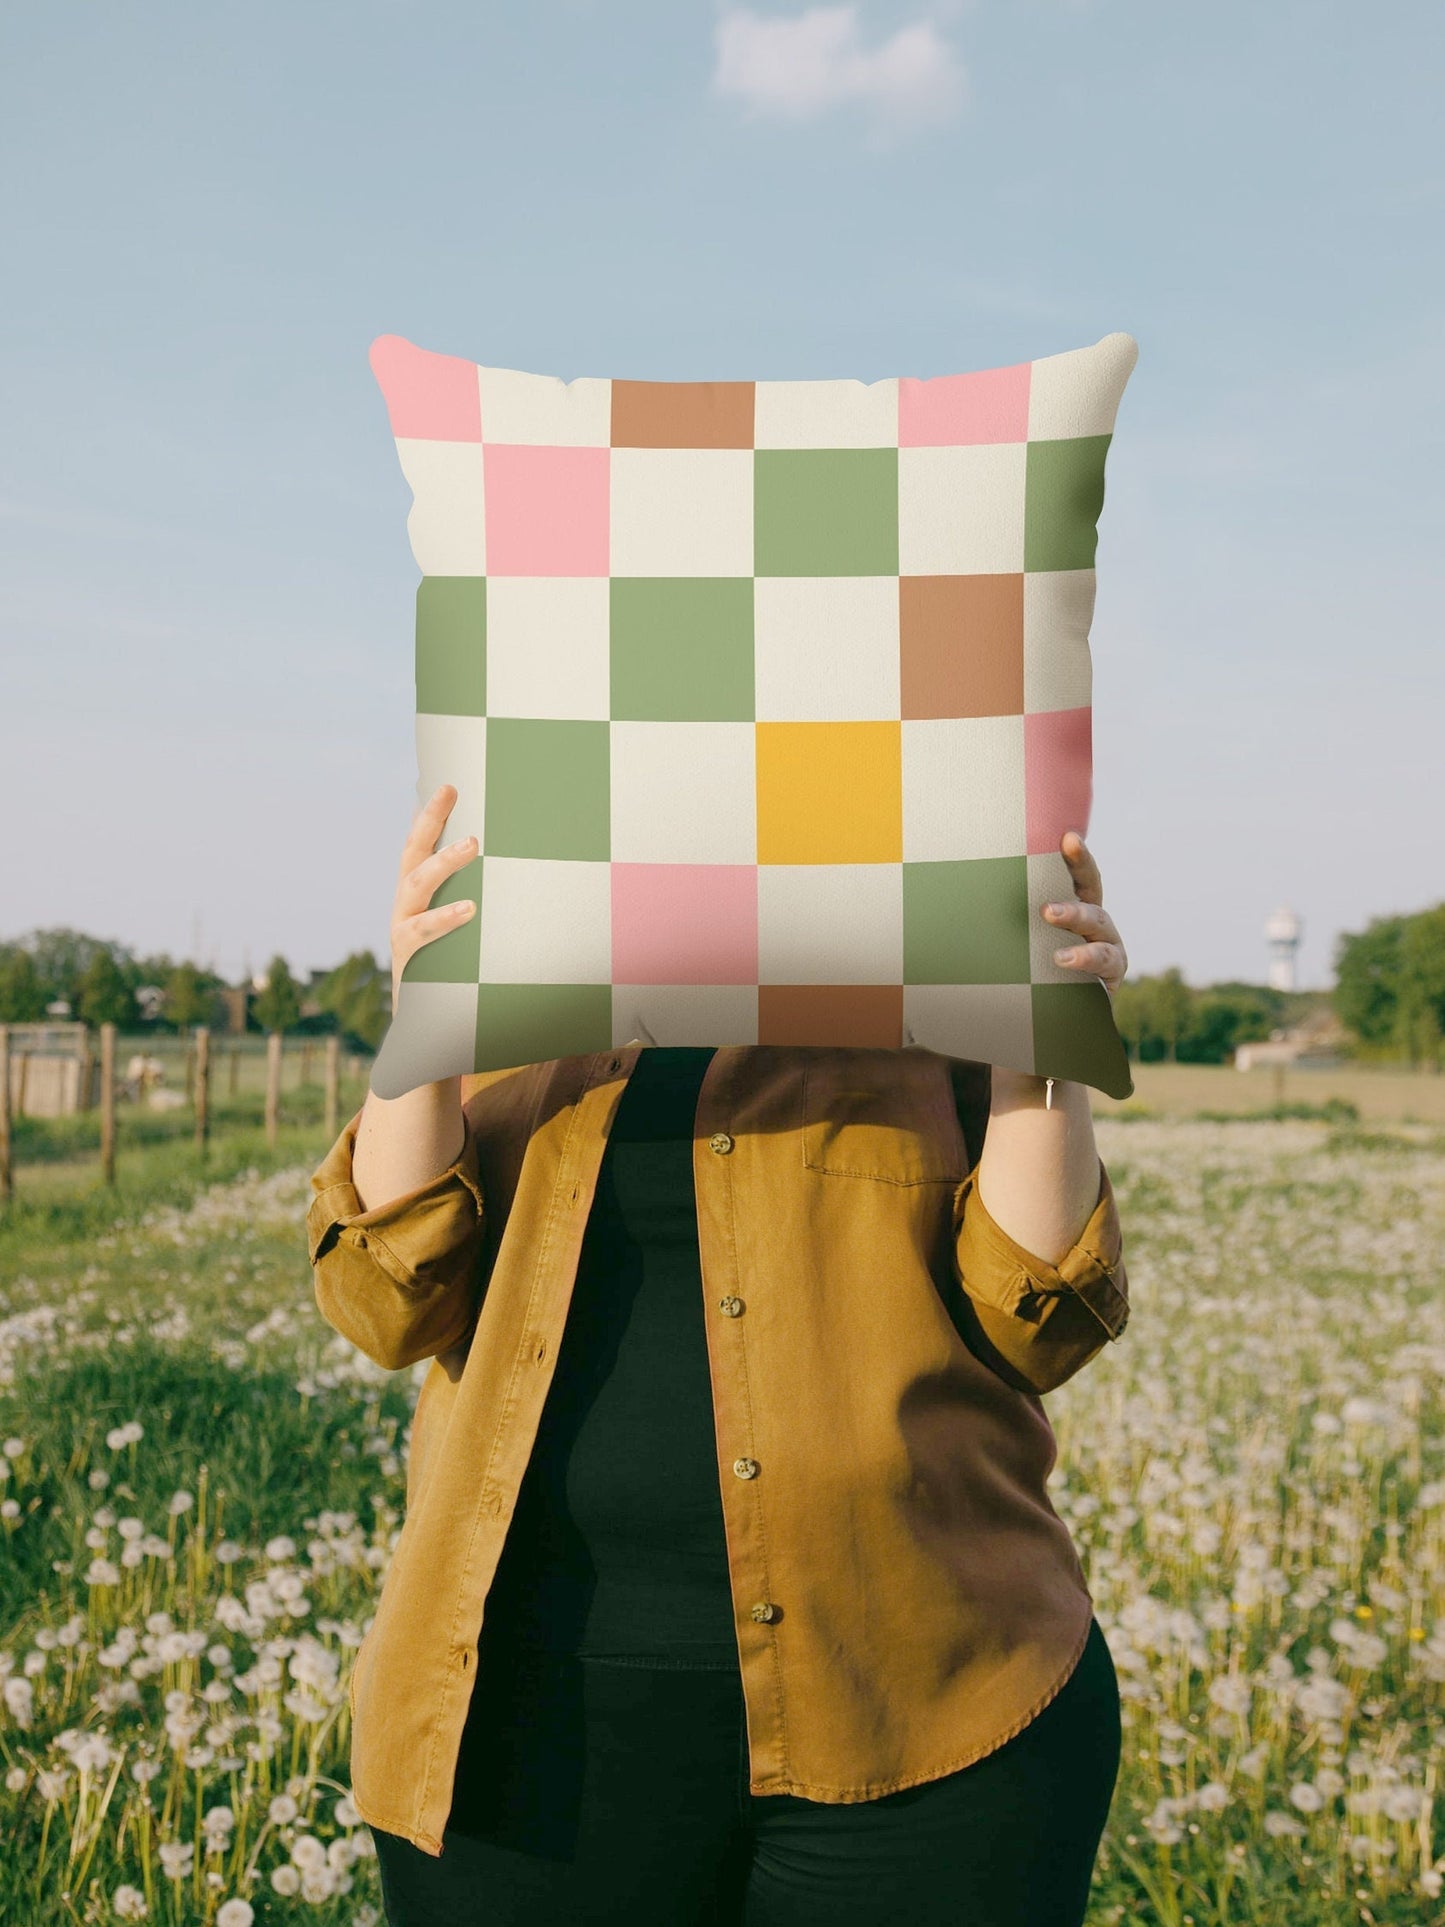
[364,329,1138,1101]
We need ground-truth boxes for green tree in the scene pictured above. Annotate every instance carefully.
[1112,968,1208,1062]
[312,949,391,1053]
[1396,906,1445,1071]
[1148,966,1192,1063]
[162,960,216,1031]
[1177,988,1275,1065]
[1333,915,1405,1050]
[76,949,138,1030]
[0,944,49,1022]
[24,928,124,1015]
[252,956,303,1036]
[1112,978,1147,1061]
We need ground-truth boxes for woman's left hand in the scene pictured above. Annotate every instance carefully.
[1041,831,1128,1001]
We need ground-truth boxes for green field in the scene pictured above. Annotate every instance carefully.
[1,1084,1443,1923]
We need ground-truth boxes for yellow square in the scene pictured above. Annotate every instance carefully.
[756,721,902,863]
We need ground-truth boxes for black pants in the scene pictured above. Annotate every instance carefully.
[371,1615,1120,1926]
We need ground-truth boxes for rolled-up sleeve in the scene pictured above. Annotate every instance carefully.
[306,1106,487,1370]
[951,1156,1129,1395]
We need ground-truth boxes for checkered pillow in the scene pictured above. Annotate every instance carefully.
[365,330,1138,1100]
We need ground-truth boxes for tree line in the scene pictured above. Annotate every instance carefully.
[0,928,390,1057]
[1,900,1442,1070]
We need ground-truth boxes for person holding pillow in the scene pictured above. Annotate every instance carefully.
[308,781,1133,1927]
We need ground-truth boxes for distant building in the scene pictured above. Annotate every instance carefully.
[1265,907,1302,992]
[2,1020,95,1116]
[1235,1004,1347,1070]
[135,984,166,1022]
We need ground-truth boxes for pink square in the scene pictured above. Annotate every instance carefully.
[612,865,758,984]
[1025,706,1092,855]
[369,334,481,442]
[898,361,1031,447]
[482,444,610,576]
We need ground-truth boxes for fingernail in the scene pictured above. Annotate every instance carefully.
[1056,948,1077,962]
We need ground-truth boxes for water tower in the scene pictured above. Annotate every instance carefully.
[1264,907,1302,992]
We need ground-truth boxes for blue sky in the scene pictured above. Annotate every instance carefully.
[2,1,1439,994]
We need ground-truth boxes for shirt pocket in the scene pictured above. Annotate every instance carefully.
[799,1050,969,1185]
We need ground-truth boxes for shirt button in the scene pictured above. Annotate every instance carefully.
[733,1457,759,1479]
[709,1132,734,1155]
[718,1296,744,1317]
[750,1601,776,1623]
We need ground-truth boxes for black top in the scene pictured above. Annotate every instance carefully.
[476,1045,740,1667]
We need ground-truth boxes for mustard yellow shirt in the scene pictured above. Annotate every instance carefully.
[306,1044,1129,1858]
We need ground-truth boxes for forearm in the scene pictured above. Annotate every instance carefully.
[351,1075,467,1213]
[975,1069,1103,1267]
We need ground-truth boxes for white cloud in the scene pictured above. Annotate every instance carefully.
[711,6,967,133]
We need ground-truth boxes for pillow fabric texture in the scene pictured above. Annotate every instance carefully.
[365,330,1138,1101]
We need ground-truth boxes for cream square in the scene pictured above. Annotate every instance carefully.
[758,864,903,982]
[609,720,756,862]
[478,856,612,982]
[897,442,1026,575]
[753,375,899,449]
[612,985,760,1046]
[901,715,1026,862]
[1027,333,1138,441]
[385,982,484,1078]
[414,712,486,845]
[484,576,611,720]
[394,440,487,574]
[609,447,754,577]
[1026,851,1093,983]
[903,983,1035,1070]
[477,366,612,447]
[1024,568,1096,713]
[753,576,900,721]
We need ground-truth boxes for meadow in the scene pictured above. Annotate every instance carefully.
[1,1077,1443,1924]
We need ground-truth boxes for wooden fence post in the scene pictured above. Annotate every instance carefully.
[195,1025,211,1157]
[229,1043,240,1099]
[265,1032,282,1149]
[100,1022,117,1187]
[324,1033,339,1141]
[0,1026,11,1207]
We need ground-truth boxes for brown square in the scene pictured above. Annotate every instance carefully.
[611,380,756,449]
[900,574,1024,719]
[757,984,904,1048]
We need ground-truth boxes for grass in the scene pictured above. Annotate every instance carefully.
[1,1094,1443,1922]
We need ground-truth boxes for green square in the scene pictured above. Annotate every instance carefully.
[399,856,481,985]
[1031,982,1134,1099]
[610,579,755,720]
[755,448,898,577]
[903,858,1030,983]
[484,718,610,859]
[1024,436,1111,574]
[417,578,486,714]
[476,983,613,1069]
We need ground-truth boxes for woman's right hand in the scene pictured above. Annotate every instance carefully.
[391,782,478,1008]
[351,783,478,1213]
